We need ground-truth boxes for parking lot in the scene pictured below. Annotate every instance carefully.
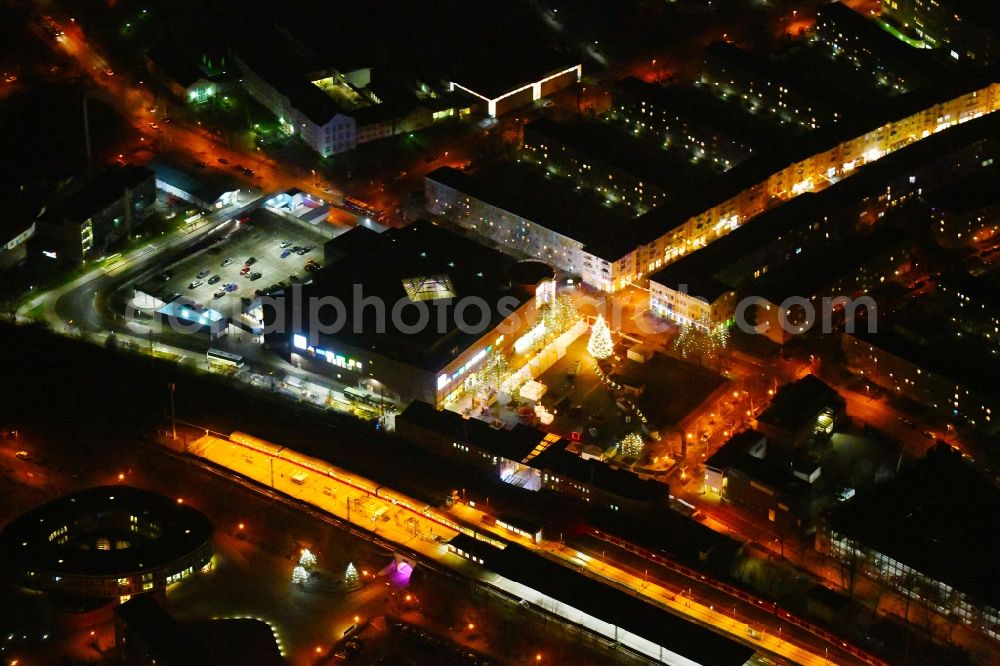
[146,209,335,318]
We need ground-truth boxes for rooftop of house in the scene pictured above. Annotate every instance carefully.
[756,375,844,436]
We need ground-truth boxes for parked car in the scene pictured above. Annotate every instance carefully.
[245,256,257,266]
[280,240,292,248]
[224,282,238,292]
[280,249,292,258]
[208,274,222,285]
[249,272,262,281]
[213,290,226,299]
[188,280,203,289]
[240,266,251,276]
[221,258,234,267]
[196,269,211,279]
[297,245,313,255]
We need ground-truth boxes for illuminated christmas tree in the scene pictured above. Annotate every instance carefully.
[299,548,317,570]
[345,562,359,587]
[542,293,579,337]
[674,313,729,366]
[619,432,644,458]
[476,346,511,392]
[292,566,310,585]
[587,314,613,360]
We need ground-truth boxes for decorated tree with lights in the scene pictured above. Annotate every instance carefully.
[475,346,511,392]
[344,562,359,587]
[292,566,310,585]
[587,314,614,360]
[619,432,645,458]
[674,313,729,368]
[541,293,579,340]
[299,548,317,570]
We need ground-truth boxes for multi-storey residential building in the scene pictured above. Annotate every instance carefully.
[33,166,156,265]
[595,77,1000,291]
[746,226,912,344]
[842,322,999,427]
[826,444,1000,641]
[522,118,674,213]
[881,0,998,65]
[648,266,736,330]
[612,78,786,169]
[425,164,644,291]
[935,271,1000,345]
[431,75,1000,293]
[927,165,1000,247]
[701,41,842,130]
[816,1,946,92]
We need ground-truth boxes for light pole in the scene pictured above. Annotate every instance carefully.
[169,382,177,440]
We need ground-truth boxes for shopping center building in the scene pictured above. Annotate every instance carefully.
[263,220,554,406]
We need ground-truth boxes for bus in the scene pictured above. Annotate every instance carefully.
[344,386,393,409]
[207,348,245,369]
[341,196,386,223]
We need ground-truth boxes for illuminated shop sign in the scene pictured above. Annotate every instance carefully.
[293,334,363,371]
[437,345,491,391]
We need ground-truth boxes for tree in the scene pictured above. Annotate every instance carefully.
[292,566,310,585]
[299,548,317,570]
[476,346,510,392]
[345,562,359,587]
[619,432,644,458]
[674,313,729,367]
[542,293,579,340]
[587,314,613,360]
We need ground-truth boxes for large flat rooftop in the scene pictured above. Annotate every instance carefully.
[426,164,652,260]
[449,535,755,666]
[828,444,1000,608]
[524,117,718,192]
[271,219,543,372]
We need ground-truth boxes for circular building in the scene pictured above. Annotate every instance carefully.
[0,486,213,599]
